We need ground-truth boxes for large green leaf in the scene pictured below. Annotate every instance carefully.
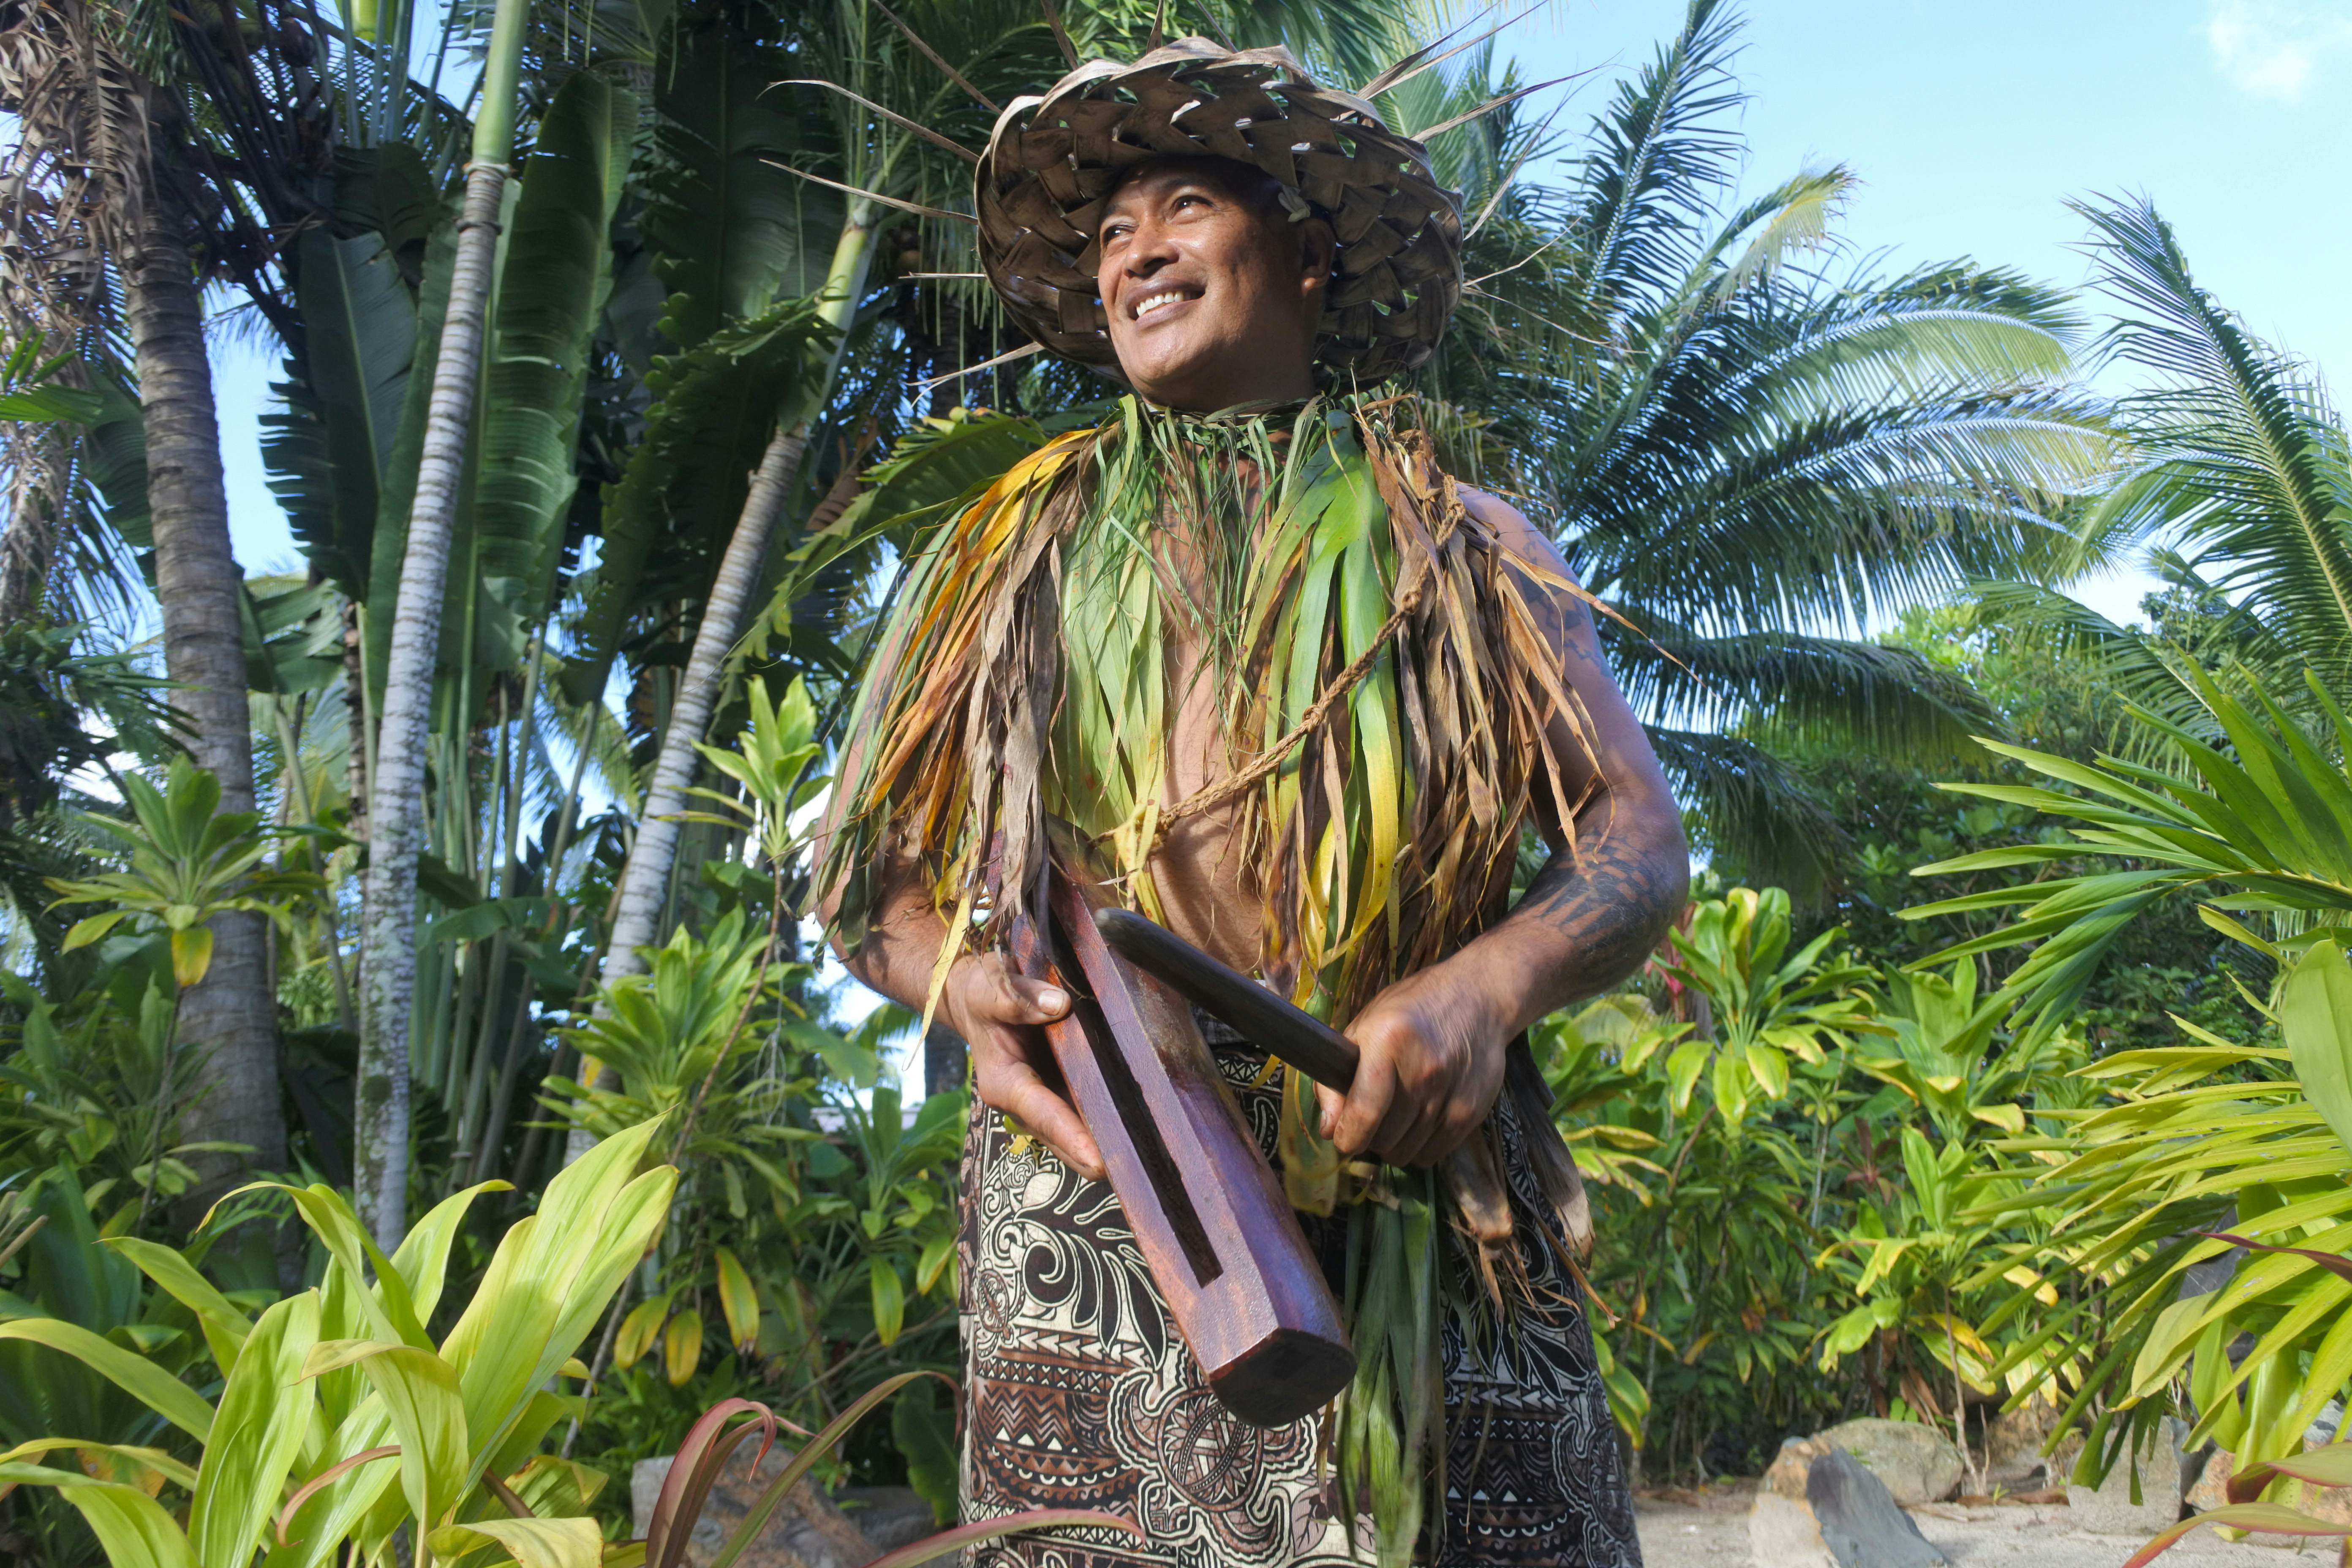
[438,1117,674,1458]
[0,1320,213,1441]
[30,1473,194,1568]
[270,228,420,599]
[471,70,639,672]
[559,301,825,705]
[188,1293,320,1568]
[2284,940,2352,1162]
[646,25,843,350]
[361,217,459,706]
[428,1516,601,1568]
[334,1343,469,1530]
[103,1237,250,1373]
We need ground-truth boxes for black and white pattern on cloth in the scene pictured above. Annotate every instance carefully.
[956,1018,1644,1568]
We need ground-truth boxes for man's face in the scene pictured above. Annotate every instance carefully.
[1095,160,1332,411]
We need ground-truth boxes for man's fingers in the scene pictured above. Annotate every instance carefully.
[1328,1054,1396,1157]
[1315,1082,1346,1145]
[954,954,1073,1030]
[1373,1081,1431,1165]
[991,1050,1104,1179]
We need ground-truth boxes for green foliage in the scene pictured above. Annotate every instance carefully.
[1655,886,1876,1123]
[1542,890,1876,1476]
[1906,667,2352,1036]
[0,980,220,1227]
[1416,0,2112,896]
[45,756,324,991]
[0,1119,673,1567]
[471,70,640,674]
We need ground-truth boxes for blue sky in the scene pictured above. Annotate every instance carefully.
[213,0,2352,622]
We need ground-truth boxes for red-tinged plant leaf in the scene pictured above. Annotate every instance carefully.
[859,1508,1143,1568]
[2226,1444,2352,1505]
[2225,1462,2278,1506]
[647,1401,785,1568]
[706,1372,949,1568]
[2120,1502,2352,1568]
[2196,1232,2352,1285]
[2273,1445,2352,1489]
[274,1447,399,1545]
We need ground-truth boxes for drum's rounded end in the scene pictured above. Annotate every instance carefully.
[1209,1329,1358,1428]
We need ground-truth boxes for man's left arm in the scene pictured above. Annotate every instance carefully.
[1320,488,1689,1167]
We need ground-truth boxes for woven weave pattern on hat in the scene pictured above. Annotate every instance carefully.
[976,38,1463,384]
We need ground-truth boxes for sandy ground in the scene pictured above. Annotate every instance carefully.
[1630,1481,2333,1567]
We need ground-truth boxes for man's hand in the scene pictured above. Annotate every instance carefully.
[944,952,1106,1180]
[1317,961,1507,1167]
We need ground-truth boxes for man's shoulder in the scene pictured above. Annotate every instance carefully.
[1454,484,1578,584]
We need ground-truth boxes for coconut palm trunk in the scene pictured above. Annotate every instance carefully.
[125,189,288,1200]
[562,200,877,1163]
[354,0,531,1248]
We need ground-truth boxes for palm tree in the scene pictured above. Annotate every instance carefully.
[0,0,332,1200]
[126,177,289,1189]
[356,0,537,1248]
[1972,195,2352,729]
[1905,195,2352,1025]
[1417,0,2113,897]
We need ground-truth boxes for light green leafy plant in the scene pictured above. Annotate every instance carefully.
[1909,670,2352,1552]
[1815,1124,2024,1494]
[1654,886,1878,1125]
[0,1116,675,1567]
[46,755,324,990]
[41,757,325,1226]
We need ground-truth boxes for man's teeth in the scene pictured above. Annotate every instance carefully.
[1134,290,1187,319]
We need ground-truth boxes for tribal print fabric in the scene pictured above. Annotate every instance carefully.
[956,1022,1644,1568]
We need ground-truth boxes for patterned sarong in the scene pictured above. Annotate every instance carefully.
[956,1020,1644,1568]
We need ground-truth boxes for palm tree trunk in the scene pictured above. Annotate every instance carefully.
[126,192,287,1204]
[561,200,877,1165]
[351,0,531,1250]
[355,161,506,1249]
[601,417,811,964]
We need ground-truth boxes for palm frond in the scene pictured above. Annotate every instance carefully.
[2075,194,2352,689]
[1566,0,1743,321]
[1611,624,1999,764]
[1644,724,1844,902]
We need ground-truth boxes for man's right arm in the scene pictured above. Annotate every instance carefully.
[814,833,1103,1179]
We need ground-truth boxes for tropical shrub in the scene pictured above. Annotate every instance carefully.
[1542,887,1883,1476]
[0,1119,672,1565]
[1906,672,2352,1550]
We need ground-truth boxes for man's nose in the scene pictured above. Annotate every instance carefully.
[1121,219,1180,275]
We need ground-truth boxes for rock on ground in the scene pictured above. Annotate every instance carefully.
[1986,1396,2079,1494]
[632,1447,879,1568]
[1811,1449,1950,1566]
[1750,1443,1947,1566]
[1812,1418,1968,1506]
[836,1485,937,1553]
[1641,1484,2318,1567]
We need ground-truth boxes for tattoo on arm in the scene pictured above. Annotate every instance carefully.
[1512,818,1686,1004]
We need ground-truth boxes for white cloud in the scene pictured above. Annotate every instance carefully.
[2205,0,2352,103]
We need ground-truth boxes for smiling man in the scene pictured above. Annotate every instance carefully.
[820,38,1682,1568]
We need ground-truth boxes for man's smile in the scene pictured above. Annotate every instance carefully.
[1128,283,1202,321]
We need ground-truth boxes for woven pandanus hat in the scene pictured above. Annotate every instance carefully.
[975,38,1464,384]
